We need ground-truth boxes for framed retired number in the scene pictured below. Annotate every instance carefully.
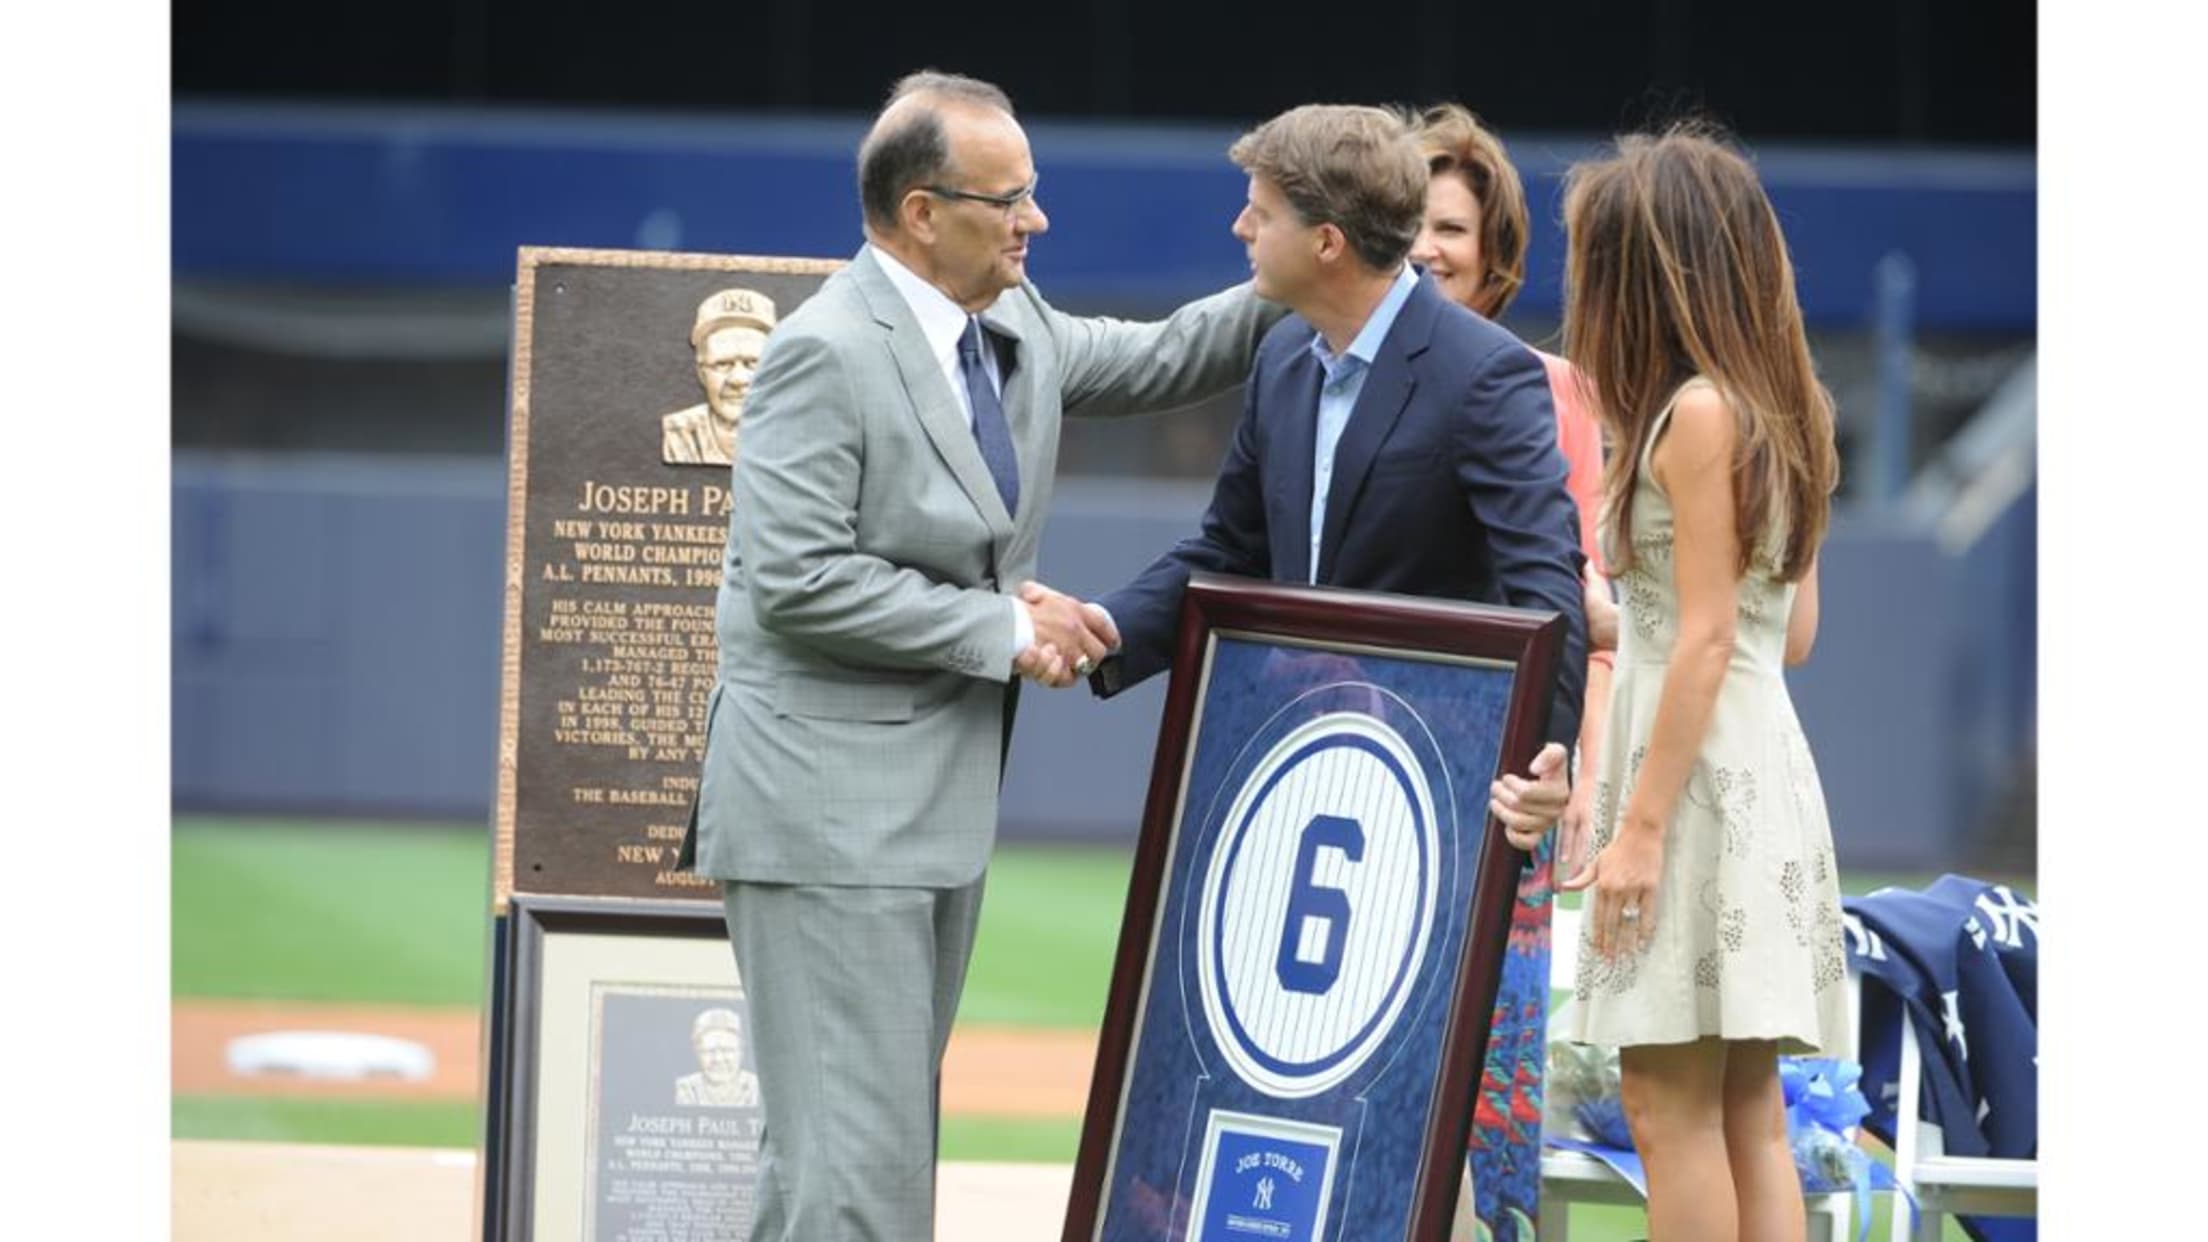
[1064,573,1564,1241]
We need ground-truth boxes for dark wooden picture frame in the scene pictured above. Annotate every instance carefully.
[1063,572,1564,1241]
[484,895,751,1242]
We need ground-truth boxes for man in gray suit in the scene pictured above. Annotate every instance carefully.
[681,70,1281,1238]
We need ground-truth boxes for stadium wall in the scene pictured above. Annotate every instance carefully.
[170,456,2034,870]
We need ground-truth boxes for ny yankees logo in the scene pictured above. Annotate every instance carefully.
[1254,1177,1276,1211]
[1966,886,2037,951]
[1941,989,1969,1061]
[1841,910,1886,961]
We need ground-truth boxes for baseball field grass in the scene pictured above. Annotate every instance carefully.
[171,818,1130,1166]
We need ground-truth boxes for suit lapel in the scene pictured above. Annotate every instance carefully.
[1315,282,1436,583]
[1271,342,1323,584]
[850,250,1015,538]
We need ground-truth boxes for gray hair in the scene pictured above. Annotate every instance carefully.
[858,71,1017,231]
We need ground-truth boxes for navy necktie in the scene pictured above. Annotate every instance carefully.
[958,317,1020,518]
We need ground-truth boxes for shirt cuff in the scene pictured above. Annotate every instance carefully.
[1008,596,1033,680]
[1094,604,1121,655]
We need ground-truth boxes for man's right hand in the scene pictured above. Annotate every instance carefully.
[1017,580,1116,688]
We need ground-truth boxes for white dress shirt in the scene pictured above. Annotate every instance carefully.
[1306,263,1420,582]
[867,246,1030,676]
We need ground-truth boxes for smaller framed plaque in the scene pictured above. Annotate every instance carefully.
[488,896,761,1242]
[1063,573,1563,1240]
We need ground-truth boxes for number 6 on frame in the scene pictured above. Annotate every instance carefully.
[1062,572,1564,1242]
[1276,813,1362,996]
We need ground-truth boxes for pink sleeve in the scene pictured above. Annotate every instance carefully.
[1541,352,1606,576]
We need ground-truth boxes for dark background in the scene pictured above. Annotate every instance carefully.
[176,0,2032,144]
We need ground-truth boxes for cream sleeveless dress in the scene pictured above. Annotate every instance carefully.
[1567,379,1852,1057]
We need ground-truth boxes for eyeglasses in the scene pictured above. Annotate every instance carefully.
[921,178,1039,218]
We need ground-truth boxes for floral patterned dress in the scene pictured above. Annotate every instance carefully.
[1567,379,1852,1057]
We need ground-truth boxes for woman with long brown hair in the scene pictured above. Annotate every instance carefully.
[1557,124,1848,1242]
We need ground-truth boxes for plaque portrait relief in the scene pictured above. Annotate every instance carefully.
[674,1006,761,1108]
[660,288,778,467]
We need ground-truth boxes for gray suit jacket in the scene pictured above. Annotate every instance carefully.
[684,246,1278,887]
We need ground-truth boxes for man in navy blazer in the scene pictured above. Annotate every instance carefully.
[1059,103,1588,836]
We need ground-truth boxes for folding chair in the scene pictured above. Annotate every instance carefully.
[1881,1011,2038,1241]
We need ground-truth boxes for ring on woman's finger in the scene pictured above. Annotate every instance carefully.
[1621,904,1641,922]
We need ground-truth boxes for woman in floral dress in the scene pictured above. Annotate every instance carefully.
[1558,124,1851,1242]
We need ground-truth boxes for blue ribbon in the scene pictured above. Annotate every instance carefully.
[1545,1136,1647,1196]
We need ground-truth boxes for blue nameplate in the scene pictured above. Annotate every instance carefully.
[1188,1112,1339,1241]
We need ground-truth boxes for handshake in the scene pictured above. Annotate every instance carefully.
[1014,580,1119,689]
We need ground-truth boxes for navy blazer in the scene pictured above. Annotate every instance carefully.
[1093,274,1589,747]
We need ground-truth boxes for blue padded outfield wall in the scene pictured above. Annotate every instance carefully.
[172,456,509,815]
[171,459,2034,871]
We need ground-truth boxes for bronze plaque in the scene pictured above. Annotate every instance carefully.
[495,247,840,907]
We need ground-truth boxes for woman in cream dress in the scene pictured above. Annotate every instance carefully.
[1557,125,1850,1242]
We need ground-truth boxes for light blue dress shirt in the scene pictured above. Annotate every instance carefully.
[1307,264,1420,583]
